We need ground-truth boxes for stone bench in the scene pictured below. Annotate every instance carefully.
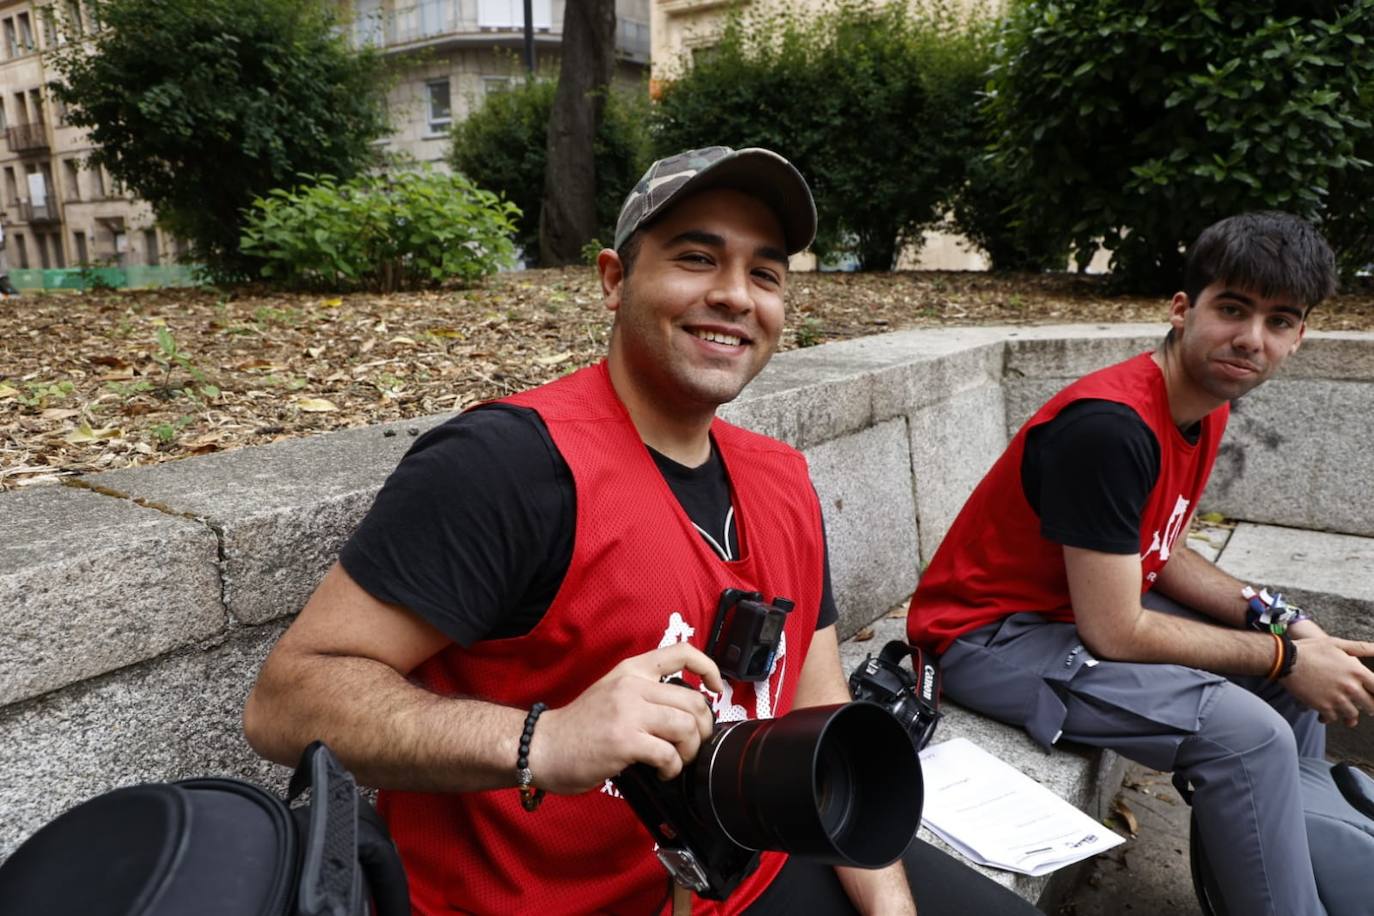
[3,324,1371,910]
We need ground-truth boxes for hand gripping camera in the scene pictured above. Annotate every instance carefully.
[612,591,925,902]
[848,640,943,751]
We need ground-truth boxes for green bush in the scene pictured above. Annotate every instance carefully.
[448,77,651,262]
[653,1,985,271]
[987,0,1374,290]
[240,169,521,291]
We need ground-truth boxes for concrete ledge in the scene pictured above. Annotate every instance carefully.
[0,484,224,706]
[92,415,451,625]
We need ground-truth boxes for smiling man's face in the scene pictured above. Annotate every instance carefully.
[602,187,789,420]
[1169,281,1307,405]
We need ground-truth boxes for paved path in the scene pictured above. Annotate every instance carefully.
[1055,759,1202,916]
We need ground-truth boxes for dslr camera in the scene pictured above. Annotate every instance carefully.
[848,640,942,751]
[612,590,925,901]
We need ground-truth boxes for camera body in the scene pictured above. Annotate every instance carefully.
[848,640,942,750]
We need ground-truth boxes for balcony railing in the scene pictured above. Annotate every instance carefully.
[5,122,49,153]
[18,200,60,224]
[351,0,645,58]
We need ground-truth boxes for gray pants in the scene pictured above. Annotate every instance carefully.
[941,592,1326,916]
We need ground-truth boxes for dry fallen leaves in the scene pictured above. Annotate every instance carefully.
[3,268,1373,491]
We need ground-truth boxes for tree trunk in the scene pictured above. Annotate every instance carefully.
[539,0,617,266]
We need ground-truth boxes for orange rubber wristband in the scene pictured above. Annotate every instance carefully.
[1265,632,1285,683]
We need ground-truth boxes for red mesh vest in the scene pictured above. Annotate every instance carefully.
[378,361,826,915]
[909,352,1229,654]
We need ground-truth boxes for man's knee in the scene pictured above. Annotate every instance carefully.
[1186,684,1300,765]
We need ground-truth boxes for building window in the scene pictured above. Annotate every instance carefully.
[35,233,51,269]
[3,167,18,205]
[62,159,80,200]
[49,232,65,268]
[40,6,57,48]
[0,98,6,130]
[143,228,159,266]
[4,19,18,59]
[28,88,44,126]
[16,12,34,53]
[65,0,84,38]
[73,230,87,265]
[425,79,451,135]
[91,165,106,198]
[13,232,27,268]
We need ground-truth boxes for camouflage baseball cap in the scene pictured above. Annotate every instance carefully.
[613,146,817,255]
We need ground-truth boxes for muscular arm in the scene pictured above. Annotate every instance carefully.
[243,562,722,793]
[793,625,917,916]
[1065,546,1374,724]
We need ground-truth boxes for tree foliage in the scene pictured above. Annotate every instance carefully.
[652,1,984,271]
[448,76,651,262]
[51,0,389,277]
[239,169,520,292]
[988,0,1374,290]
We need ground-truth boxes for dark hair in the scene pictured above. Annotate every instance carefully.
[616,230,643,279]
[1182,211,1337,315]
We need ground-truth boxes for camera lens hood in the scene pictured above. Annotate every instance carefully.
[698,701,923,868]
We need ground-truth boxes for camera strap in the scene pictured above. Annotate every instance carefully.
[880,640,942,715]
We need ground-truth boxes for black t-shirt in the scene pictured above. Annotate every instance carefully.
[341,404,839,646]
[1020,399,1198,555]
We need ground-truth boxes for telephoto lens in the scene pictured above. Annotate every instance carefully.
[697,700,923,868]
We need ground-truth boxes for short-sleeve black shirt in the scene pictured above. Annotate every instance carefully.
[340,405,838,646]
[1020,399,1172,555]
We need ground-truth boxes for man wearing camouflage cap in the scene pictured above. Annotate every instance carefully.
[245,147,1036,915]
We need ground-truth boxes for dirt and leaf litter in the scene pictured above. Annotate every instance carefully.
[4,268,1373,491]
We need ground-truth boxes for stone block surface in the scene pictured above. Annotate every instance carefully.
[0,622,289,861]
[1003,328,1160,379]
[908,382,1007,563]
[1204,380,1374,537]
[1001,378,1067,434]
[1270,332,1374,381]
[91,414,452,624]
[805,420,921,639]
[724,327,1006,450]
[0,485,224,706]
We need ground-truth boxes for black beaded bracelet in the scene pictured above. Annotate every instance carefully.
[1277,633,1299,680]
[517,702,548,812]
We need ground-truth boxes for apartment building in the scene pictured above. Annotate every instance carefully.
[0,0,166,274]
[346,0,651,168]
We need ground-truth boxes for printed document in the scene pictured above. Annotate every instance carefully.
[918,736,1125,876]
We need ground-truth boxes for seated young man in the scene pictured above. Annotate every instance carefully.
[908,211,1374,916]
[245,146,1038,915]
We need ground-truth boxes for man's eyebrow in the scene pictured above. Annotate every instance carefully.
[664,230,789,268]
[665,229,725,249]
[1215,289,1256,306]
[755,245,789,267]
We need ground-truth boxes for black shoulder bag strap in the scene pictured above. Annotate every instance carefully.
[288,742,411,916]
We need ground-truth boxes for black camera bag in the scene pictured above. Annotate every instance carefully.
[1181,756,1374,916]
[0,741,409,916]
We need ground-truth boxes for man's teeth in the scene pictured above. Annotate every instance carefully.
[692,329,742,346]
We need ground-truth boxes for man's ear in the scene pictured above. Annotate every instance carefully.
[598,248,624,312]
[1167,291,1190,333]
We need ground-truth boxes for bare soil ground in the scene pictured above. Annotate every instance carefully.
[4,269,1373,490]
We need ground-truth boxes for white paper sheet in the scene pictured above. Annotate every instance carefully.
[918,737,1125,876]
